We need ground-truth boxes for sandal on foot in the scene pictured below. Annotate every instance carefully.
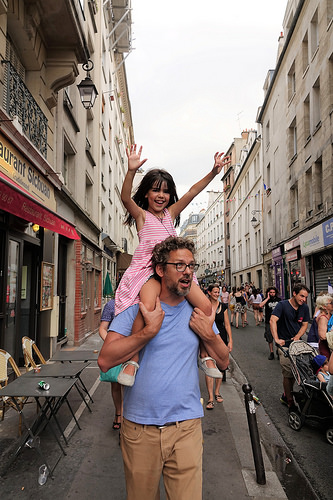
[117,361,140,386]
[215,394,223,403]
[206,400,214,410]
[198,356,222,379]
[113,414,122,430]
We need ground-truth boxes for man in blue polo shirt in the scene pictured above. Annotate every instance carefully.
[98,236,229,500]
[270,284,310,411]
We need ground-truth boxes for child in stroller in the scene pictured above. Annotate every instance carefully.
[312,354,331,384]
[278,340,333,444]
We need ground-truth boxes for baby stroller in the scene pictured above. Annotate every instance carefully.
[278,340,333,444]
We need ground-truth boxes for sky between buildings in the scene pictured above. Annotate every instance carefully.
[126,0,288,225]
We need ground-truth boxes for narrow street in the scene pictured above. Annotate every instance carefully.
[229,310,331,500]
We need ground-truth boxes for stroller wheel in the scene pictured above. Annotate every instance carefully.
[288,410,303,431]
[326,428,333,445]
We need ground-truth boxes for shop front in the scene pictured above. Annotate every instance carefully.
[284,237,305,295]
[0,133,79,364]
[272,246,285,298]
[300,218,333,308]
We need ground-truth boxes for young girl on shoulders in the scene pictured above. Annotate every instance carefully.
[115,144,230,386]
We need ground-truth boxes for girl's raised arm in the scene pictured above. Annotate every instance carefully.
[121,145,147,225]
[168,152,230,220]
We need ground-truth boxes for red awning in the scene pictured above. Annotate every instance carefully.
[0,174,80,240]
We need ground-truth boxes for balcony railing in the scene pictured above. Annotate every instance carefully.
[2,61,48,158]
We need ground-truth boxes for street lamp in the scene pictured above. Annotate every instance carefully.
[251,210,262,227]
[77,60,98,109]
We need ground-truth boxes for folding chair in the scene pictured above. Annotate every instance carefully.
[0,349,30,434]
[22,336,46,371]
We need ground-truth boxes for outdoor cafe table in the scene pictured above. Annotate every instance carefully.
[50,350,99,362]
[23,362,93,411]
[0,376,78,478]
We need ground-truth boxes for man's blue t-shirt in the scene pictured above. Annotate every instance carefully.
[109,301,218,425]
[272,299,310,345]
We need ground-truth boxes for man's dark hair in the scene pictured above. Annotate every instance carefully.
[151,236,196,271]
[292,283,310,295]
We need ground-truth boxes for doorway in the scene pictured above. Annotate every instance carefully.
[58,237,67,342]
[3,237,39,364]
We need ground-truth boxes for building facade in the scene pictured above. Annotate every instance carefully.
[196,192,224,285]
[228,130,265,290]
[257,0,333,306]
[0,1,137,364]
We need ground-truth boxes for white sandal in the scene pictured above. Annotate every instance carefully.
[117,361,140,386]
[198,356,222,379]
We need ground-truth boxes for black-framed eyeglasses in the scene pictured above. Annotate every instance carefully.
[165,262,199,272]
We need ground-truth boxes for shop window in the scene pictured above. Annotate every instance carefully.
[81,266,86,312]
[94,270,100,308]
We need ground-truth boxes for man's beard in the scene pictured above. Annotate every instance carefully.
[167,279,192,297]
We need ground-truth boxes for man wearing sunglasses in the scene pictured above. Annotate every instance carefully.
[99,236,229,500]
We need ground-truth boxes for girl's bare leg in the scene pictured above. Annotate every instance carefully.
[120,278,161,379]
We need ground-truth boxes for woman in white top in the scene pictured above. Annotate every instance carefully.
[249,288,262,326]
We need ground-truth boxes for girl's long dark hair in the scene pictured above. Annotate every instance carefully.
[125,169,180,227]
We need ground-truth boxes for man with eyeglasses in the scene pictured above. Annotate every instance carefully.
[99,236,229,500]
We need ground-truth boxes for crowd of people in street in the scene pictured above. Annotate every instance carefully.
[97,144,333,499]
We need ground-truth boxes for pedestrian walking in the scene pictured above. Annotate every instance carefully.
[259,287,281,359]
[270,284,310,411]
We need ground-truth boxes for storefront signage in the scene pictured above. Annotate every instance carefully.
[286,249,299,262]
[0,134,55,209]
[284,236,300,252]
[0,176,79,239]
[272,247,282,260]
[300,225,324,256]
[323,217,333,247]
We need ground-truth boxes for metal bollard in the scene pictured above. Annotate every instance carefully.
[242,383,266,485]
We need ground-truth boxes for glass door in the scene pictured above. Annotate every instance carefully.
[4,239,20,357]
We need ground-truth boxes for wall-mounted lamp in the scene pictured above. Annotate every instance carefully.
[77,60,98,109]
[251,210,262,227]
[32,224,40,233]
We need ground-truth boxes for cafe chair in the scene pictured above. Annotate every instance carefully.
[0,349,29,434]
[22,336,46,371]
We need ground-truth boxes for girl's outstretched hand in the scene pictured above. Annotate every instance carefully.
[212,152,231,175]
[126,144,148,172]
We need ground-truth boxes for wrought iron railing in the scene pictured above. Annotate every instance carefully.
[2,61,48,158]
